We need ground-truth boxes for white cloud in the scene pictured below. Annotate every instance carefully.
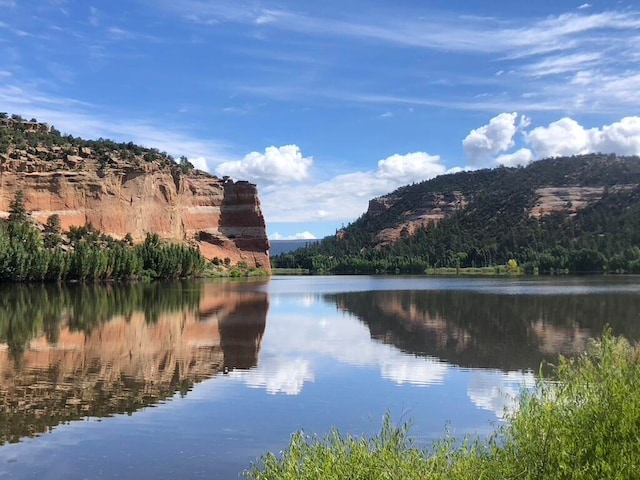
[463,112,520,165]
[259,151,446,224]
[521,52,601,77]
[377,152,446,184]
[495,148,535,167]
[216,145,313,185]
[270,231,317,240]
[597,117,640,155]
[464,115,640,167]
[526,117,592,158]
[468,370,535,418]
[525,116,640,159]
[189,156,209,171]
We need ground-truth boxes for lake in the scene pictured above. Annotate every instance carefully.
[1,275,640,479]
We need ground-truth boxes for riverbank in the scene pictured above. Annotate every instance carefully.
[246,332,640,479]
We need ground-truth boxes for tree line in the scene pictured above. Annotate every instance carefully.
[0,191,206,282]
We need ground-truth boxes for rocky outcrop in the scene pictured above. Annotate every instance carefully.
[529,185,637,218]
[368,192,467,247]
[0,147,270,270]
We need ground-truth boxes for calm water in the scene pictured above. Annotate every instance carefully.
[1,276,640,479]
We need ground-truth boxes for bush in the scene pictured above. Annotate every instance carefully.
[246,416,432,480]
[246,332,640,480]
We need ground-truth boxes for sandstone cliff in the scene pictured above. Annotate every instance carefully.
[0,120,270,271]
[368,192,467,247]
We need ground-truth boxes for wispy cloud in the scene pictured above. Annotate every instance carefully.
[154,1,640,57]
[520,52,602,77]
[148,2,640,116]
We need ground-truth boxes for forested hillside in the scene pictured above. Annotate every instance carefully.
[274,154,640,274]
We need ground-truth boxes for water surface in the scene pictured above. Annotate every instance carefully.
[1,276,639,479]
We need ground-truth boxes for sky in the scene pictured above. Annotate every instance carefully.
[1,1,640,239]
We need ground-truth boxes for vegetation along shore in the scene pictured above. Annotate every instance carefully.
[246,332,640,479]
[0,191,267,281]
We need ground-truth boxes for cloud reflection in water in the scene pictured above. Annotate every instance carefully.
[229,296,449,395]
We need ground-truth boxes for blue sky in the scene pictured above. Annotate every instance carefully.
[1,1,640,239]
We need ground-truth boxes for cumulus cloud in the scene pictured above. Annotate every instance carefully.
[495,148,535,167]
[525,116,640,158]
[260,151,446,224]
[270,231,317,240]
[465,114,640,169]
[463,112,520,165]
[525,117,592,158]
[188,156,209,171]
[215,144,312,185]
[377,152,446,183]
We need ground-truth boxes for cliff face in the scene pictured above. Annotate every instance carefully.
[368,192,468,247]
[0,151,270,270]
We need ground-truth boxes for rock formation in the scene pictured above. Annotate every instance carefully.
[0,124,270,271]
[368,192,468,247]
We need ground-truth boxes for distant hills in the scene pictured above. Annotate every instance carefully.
[274,154,640,274]
[270,239,319,256]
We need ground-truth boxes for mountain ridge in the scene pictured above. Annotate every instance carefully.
[274,154,640,274]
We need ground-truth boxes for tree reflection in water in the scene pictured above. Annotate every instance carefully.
[0,281,268,445]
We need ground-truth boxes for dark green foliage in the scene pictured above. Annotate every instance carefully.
[136,233,205,279]
[7,190,30,225]
[275,154,640,274]
[179,155,195,173]
[0,193,205,283]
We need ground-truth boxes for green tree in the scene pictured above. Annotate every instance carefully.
[8,191,30,225]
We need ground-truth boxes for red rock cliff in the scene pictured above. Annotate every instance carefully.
[0,150,271,271]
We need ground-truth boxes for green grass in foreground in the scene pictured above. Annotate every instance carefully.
[245,332,640,480]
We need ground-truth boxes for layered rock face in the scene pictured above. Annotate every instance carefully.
[529,185,637,218]
[0,147,270,270]
[367,192,467,247]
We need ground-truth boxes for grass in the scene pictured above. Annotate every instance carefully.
[271,268,311,275]
[245,332,640,480]
[425,265,523,276]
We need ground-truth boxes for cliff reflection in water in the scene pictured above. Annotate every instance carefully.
[0,281,268,445]
[326,289,640,371]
